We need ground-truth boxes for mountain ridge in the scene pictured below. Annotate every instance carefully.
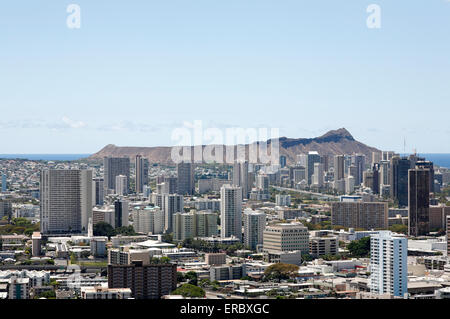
[87,128,380,165]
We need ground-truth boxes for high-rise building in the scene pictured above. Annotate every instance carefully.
[132,206,164,235]
[115,175,128,196]
[177,162,194,195]
[40,169,93,234]
[279,155,287,168]
[352,154,366,186]
[331,202,388,230]
[8,277,30,299]
[135,155,147,194]
[220,185,242,240]
[370,231,407,297]
[334,155,345,182]
[173,212,195,241]
[31,232,42,257]
[312,162,324,187]
[263,222,309,254]
[408,168,430,237]
[159,176,178,195]
[243,208,265,250]
[320,155,330,172]
[108,260,177,299]
[256,174,269,193]
[162,194,184,233]
[194,210,218,237]
[232,161,249,199]
[172,210,218,241]
[390,156,411,207]
[306,152,321,185]
[92,178,104,206]
[275,194,291,207]
[382,151,396,162]
[114,200,129,228]
[372,164,380,194]
[363,170,374,190]
[346,175,355,194]
[309,231,338,258]
[0,200,12,220]
[1,173,7,192]
[293,167,306,184]
[416,161,434,193]
[372,152,382,165]
[104,157,130,194]
[379,160,390,187]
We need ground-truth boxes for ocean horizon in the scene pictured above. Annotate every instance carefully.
[0,154,91,161]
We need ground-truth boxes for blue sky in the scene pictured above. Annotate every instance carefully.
[0,0,449,153]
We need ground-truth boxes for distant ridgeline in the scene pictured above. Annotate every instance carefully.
[87,128,380,165]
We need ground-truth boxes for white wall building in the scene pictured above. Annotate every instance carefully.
[369,231,407,297]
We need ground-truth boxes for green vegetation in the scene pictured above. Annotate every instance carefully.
[389,224,408,235]
[347,236,370,258]
[183,271,198,286]
[182,238,244,255]
[70,252,78,265]
[0,218,39,235]
[263,263,299,282]
[93,222,136,237]
[162,233,174,244]
[35,290,56,299]
[437,186,450,205]
[171,284,205,298]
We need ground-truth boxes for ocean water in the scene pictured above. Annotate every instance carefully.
[0,154,91,161]
[400,153,450,169]
[418,154,450,169]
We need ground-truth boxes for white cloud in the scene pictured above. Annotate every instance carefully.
[62,116,87,129]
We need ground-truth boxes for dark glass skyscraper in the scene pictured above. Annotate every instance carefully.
[390,156,411,207]
[408,168,430,237]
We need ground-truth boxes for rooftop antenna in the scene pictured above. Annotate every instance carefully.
[403,137,406,154]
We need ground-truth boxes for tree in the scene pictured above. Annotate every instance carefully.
[35,290,56,299]
[184,271,198,286]
[347,236,371,258]
[162,233,174,244]
[171,284,205,298]
[389,224,408,235]
[115,226,136,236]
[264,263,299,282]
[301,253,314,263]
[176,272,185,283]
[93,222,115,237]
[199,278,211,288]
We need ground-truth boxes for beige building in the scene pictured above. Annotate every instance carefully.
[205,253,226,266]
[331,202,388,230]
[263,222,309,254]
[81,286,132,299]
[173,210,218,242]
[309,231,338,258]
[31,232,42,257]
[132,206,164,235]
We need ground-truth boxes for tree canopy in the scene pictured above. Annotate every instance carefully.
[347,236,371,258]
[171,284,205,298]
[264,263,299,282]
[93,222,136,237]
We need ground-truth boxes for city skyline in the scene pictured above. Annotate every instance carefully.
[1,1,450,153]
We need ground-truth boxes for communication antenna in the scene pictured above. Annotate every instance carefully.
[403,137,406,154]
